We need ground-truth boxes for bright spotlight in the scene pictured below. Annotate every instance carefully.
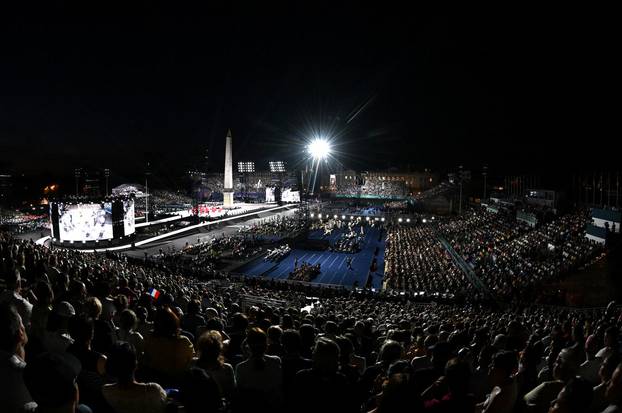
[341,215,346,219]
[381,217,385,222]
[422,219,427,223]
[365,217,370,221]
[310,213,314,218]
[398,218,403,223]
[333,214,338,219]
[406,218,411,223]
[350,216,353,220]
[307,139,331,160]
[318,213,322,218]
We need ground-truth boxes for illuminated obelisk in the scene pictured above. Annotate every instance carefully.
[223,129,234,207]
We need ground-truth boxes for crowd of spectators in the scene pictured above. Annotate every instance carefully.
[0,211,49,234]
[464,210,603,301]
[2,228,622,413]
[383,224,476,299]
[238,214,307,239]
[361,180,406,197]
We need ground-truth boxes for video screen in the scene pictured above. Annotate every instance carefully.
[57,202,113,241]
[123,199,135,235]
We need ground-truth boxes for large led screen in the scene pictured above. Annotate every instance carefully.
[57,203,113,241]
[123,199,135,236]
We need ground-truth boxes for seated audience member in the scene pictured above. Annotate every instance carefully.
[548,376,593,413]
[524,347,581,413]
[602,363,622,413]
[142,307,194,385]
[477,350,518,413]
[423,358,476,412]
[0,304,33,412]
[115,309,145,355]
[43,301,75,353]
[194,330,236,403]
[85,297,115,355]
[293,337,358,413]
[23,351,89,413]
[178,367,222,413]
[102,342,167,413]
[67,317,109,412]
[235,327,283,411]
[591,353,621,413]
[0,269,33,329]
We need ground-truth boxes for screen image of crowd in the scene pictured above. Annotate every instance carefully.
[335,180,407,198]
[0,200,615,413]
[57,203,113,242]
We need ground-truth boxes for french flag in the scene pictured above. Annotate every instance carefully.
[148,288,160,300]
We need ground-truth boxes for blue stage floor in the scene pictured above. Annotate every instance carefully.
[237,225,386,290]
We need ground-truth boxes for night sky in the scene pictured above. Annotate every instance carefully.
[0,9,617,190]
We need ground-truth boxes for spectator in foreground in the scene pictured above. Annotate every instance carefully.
[102,342,167,413]
[0,304,33,412]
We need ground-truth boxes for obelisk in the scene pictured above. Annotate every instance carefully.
[223,129,234,207]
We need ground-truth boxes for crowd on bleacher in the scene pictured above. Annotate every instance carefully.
[433,209,603,301]
[361,180,406,197]
[0,211,49,234]
[383,225,476,299]
[238,214,306,239]
[2,227,622,413]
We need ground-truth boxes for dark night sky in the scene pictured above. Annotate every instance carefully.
[0,8,618,190]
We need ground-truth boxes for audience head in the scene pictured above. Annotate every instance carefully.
[312,337,340,374]
[24,352,81,411]
[549,376,593,413]
[107,342,138,384]
[153,307,180,338]
[0,304,27,358]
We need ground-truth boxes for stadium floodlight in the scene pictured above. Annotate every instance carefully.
[381,217,385,222]
[422,218,427,223]
[374,217,379,221]
[269,161,286,173]
[406,218,411,223]
[333,214,337,219]
[365,217,370,221]
[310,213,314,218]
[398,218,403,223]
[307,138,331,160]
[341,215,346,219]
[318,213,322,218]
[238,162,255,173]
[350,216,354,220]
